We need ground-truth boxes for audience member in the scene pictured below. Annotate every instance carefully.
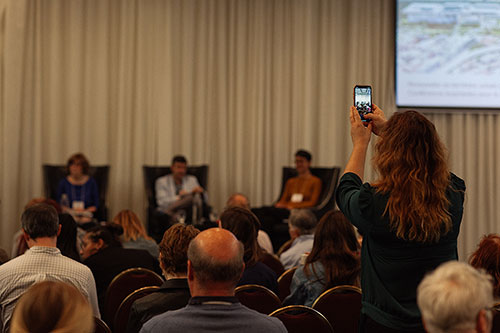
[280,209,318,270]
[0,204,100,332]
[11,197,61,258]
[284,210,360,306]
[219,207,279,295]
[113,209,159,258]
[10,280,94,333]
[80,223,161,312]
[417,261,493,333]
[336,106,466,332]
[140,228,287,333]
[57,153,99,223]
[226,193,274,254]
[57,213,80,261]
[126,224,199,333]
[470,234,500,299]
[253,150,322,247]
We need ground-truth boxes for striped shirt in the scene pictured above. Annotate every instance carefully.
[0,246,100,332]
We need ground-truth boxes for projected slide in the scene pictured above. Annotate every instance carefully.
[396,0,500,108]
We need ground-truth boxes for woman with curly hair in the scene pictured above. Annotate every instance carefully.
[470,234,500,299]
[336,105,466,332]
[284,210,360,306]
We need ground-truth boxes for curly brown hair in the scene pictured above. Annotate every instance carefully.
[469,234,500,298]
[372,111,451,243]
[159,224,200,276]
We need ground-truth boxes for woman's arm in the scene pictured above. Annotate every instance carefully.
[343,106,372,181]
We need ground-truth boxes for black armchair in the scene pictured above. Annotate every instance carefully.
[276,167,341,219]
[42,164,110,221]
[143,165,210,241]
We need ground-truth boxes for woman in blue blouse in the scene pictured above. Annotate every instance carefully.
[336,106,465,332]
[57,153,99,222]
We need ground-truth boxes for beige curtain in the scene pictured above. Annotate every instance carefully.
[1,0,497,260]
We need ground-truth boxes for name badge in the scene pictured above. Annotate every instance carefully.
[72,201,84,209]
[291,193,303,203]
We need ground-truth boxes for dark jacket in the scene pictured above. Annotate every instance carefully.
[126,278,191,333]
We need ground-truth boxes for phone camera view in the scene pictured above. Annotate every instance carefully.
[355,86,372,121]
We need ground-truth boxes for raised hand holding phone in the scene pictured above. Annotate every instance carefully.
[354,85,372,122]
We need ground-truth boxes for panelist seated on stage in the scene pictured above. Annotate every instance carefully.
[56,153,99,223]
[155,155,207,220]
[275,150,322,210]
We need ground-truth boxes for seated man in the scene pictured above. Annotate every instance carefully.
[0,204,100,332]
[155,155,206,218]
[417,261,494,333]
[253,150,321,249]
[140,228,287,333]
[126,224,199,333]
[280,209,318,270]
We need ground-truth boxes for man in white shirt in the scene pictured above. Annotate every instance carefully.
[155,156,206,213]
[0,203,100,333]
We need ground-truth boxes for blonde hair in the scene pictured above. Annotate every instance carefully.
[10,281,94,333]
[113,209,151,242]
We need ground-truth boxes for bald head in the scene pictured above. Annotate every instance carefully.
[187,228,244,288]
[226,193,250,210]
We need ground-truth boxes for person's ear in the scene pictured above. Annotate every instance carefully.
[96,238,105,250]
[22,229,31,242]
[476,309,490,333]
[57,224,62,237]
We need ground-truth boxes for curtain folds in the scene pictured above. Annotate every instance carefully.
[1,0,498,259]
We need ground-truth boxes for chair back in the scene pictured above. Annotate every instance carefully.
[113,286,160,333]
[278,267,297,301]
[312,285,362,333]
[42,164,110,221]
[103,267,163,327]
[277,167,341,218]
[235,284,282,315]
[269,305,333,333]
[94,317,111,333]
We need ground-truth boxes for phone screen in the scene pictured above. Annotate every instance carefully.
[354,85,372,121]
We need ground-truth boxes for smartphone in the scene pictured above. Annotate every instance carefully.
[354,85,372,122]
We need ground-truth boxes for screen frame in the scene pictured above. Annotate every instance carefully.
[394,0,500,110]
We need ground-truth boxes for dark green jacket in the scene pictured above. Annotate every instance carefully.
[336,172,465,331]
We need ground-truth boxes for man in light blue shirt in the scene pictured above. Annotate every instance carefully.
[155,155,206,214]
[280,208,317,270]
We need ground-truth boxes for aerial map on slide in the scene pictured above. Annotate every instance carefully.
[396,0,500,107]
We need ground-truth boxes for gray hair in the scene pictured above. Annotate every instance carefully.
[288,209,317,235]
[417,261,494,333]
[21,204,59,239]
[187,237,244,286]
